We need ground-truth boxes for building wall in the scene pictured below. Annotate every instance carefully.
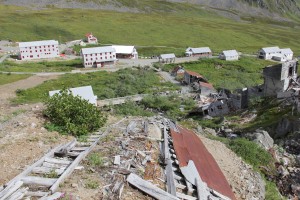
[224,56,239,60]
[82,51,116,68]
[208,101,229,117]
[184,73,191,84]
[19,43,59,60]
[264,77,285,96]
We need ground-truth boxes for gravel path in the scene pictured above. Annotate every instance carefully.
[199,134,265,200]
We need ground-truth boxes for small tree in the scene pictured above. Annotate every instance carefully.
[44,89,107,136]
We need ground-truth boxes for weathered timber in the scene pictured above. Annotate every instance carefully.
[127,173,179,200]
[176,192,197,200]
[6,187,27,200]
[70,147,89,152]
[50,127,111,193]
[44,157,71,165]
[114,155,121,165]
[39,192,63,200]
[54,140,76,157]
[42,162,68,169]
[0,181,23,200]
[0,144,64,192]
[32,167,65,176]
[164,127,170,165]
[21,176,57,187]
[25,191,49,197]
[166,159,177,196]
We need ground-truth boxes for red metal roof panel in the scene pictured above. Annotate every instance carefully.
[170,126,236,200]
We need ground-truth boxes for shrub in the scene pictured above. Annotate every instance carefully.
[44,89,107,136]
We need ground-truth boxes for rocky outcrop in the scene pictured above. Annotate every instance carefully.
[275,118,300,138]
[245,129,274,150]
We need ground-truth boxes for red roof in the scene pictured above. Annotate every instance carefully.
[170,127,236,200]
[185,70,203,78]
[199,81,214,89]
[85,32,93,37]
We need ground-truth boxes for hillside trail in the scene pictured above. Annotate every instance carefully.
[0,75,58,106]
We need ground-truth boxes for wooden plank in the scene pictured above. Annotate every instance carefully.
[6,187,27,200]
[25,191,49,197]
[164,127,170,165]
[45,158,71,165]
[0,181,23,200]
[39,192,63,200]
[176,192,197,200]
[166,159,177,196]
[0,144,64,193]
[42,162,68,169]
[114,155,121,165]
[70,147,89,152]
[50,127,111,193]
[32,167,65,176]
[54,140,77,157]
[21,176,57,187]
[173,174,183,181]
[127,173,179,200]
[195,178,210,200]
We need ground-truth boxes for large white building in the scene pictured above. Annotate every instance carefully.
[18,40,59,60]
[111,45,138,59]
[81,46,116,68]
[258,47,293,61]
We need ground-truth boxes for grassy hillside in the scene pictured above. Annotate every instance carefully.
[163,57,274,90]
[0,5,299,55]
[13,68,178,104]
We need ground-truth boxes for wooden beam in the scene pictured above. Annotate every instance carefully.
[166,159,177,196]
[44,158,71,165]
[49,128,110,193]
[21,176,57,187]
[39,192,63,200]
[25,191,49,197]
[0,181,23,200]
[127,173,179,200]
[32,167,65,176]
[176,192,197,200]
[0,144,64,192]
[163,127,170,165]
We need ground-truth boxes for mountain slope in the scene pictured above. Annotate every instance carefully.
[1,0,300,20]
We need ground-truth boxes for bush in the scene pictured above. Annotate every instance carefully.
[44,89,107,136]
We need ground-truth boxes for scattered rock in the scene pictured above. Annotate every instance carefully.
[204,128,217,136]
[246,129,274,150]
[31,123,37,128]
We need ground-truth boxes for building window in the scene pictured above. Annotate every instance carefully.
[86,59,88,61]
[105,57,107,59]
[52,45,54,47]
[35,50,37,52]
[30,55,33,58]
[30,51,32,53]
[100,53,102,55]
[37,55,39,57]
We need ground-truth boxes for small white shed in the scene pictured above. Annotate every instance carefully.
[219,50,239,61]
[49,85,97,106]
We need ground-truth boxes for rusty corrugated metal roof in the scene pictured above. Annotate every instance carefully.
[170,126,236,200]
[185,70,203,78]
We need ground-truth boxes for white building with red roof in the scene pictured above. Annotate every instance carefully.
[85,33,98,44]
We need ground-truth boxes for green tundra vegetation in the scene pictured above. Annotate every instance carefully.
[0,73,31,85]
[163,56,275,90]
[13,68,179,104]
[44,89,107,136]
[0,4,299,55]
[0,59,82,72]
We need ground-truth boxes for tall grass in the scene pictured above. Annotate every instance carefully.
[0,5,299,55]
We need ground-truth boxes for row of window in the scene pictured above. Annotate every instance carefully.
[21,53,57,59]
[85,55,115,61]
[21,49,57,53]
[85,52,113,57]
[24,45,57,49]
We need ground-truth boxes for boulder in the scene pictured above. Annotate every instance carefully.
[247,130,274,150]
[204,128,217,136]
[275,118,292,138]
